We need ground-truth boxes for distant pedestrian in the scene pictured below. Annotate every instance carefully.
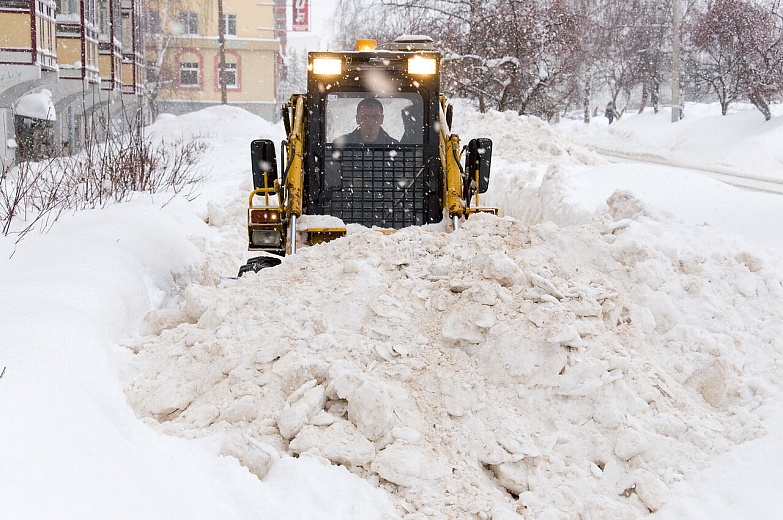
[605,101,619,124]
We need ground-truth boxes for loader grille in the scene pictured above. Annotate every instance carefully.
[321,145,430,229]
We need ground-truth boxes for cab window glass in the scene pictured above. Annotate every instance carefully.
[326,92,423,145]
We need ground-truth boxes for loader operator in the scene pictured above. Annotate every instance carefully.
[334,97,399,146]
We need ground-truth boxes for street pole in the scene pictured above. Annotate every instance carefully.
[218,0,227,104]
[671,0,682,122]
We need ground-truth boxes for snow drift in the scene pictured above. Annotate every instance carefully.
[3,103,783,519]
[119,107,783,519]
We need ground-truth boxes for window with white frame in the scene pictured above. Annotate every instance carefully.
[223,62,237,87]
[179,11,198,35]
[179,61,199,87]
[222,13,236,36]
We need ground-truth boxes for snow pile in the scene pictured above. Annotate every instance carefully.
[451,104,602,167]
[14,89,56,121]
[125,194,783,518]
[5,100,781,519]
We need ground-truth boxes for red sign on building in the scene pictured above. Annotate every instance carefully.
[292,0,309,32]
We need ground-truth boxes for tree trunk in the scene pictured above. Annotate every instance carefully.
[749,90,771,121]
[639,83,648,113]
[582,74,592,123]
[651,83,659,114]
[218,0,227,104]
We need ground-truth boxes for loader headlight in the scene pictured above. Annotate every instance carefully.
[251,229,282,247]
[312,58,342,75]
[407,56,437,75]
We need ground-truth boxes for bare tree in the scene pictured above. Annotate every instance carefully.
[686,0,783,119]
[325,0,783,122]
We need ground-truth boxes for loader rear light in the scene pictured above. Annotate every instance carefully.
[407,56,436,75]
[251,229,282,247]
[312,58,342,75]
[250,208,281,224]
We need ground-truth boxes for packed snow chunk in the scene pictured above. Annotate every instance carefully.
[557,360,609,397]
[691,358,736,407]
[219,393,261,423]
[634,469,669,512]
[442,309,486,344]
[273,350,330,397]
[370,294,412,321]
[220,433,279,479]
[277,383,327,440]
[183,284,212,321]
[478,327,569,387]
[605,190,654,221]
[140,307,194,336]
[473,305,497,329]
[490,459,532,494]
[133,379,198,421]
[347,380,396,441]
[473,251,524,287]
[371,441,452,487]
[466,280,500,306]
[329,364,365,399]
[614,428,650,461]
[289,419,376,467]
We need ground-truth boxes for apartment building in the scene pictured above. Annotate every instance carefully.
[147,0,281,120]
[0,0,147,166]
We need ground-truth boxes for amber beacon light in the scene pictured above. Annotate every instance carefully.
[356,39,377,51]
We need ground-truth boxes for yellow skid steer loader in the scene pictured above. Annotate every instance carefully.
[239,36,494,275]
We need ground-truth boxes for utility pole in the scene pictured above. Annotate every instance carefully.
[671,0,682,122]
[218,0,227,104]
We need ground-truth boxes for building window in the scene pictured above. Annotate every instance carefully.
[179,11,198,35]
[1,0,32,9]
[222,62,237,87]
[58,0,78,15]
[222,14,236,36]
[145,10,160,35]
[180,61,199,87]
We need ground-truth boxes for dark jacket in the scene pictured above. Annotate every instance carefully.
[334,127,399,146]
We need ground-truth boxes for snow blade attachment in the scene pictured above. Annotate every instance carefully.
[237,255,283,276]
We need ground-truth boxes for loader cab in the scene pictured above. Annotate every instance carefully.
[294,42,444,228]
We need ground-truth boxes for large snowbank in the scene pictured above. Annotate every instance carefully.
[2,103,783,519]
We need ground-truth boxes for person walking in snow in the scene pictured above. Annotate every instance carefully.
[605,101,619,124]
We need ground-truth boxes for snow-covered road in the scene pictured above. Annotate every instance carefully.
[597,149,783,195]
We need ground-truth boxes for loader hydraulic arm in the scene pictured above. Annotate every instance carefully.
[438,95,466,227]
[283,95,306,218]
[282,94,306,253]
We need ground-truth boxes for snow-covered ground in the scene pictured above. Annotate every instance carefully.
[1,103,782,519]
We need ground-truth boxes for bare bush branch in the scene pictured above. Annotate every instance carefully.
[1,125,209,244]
